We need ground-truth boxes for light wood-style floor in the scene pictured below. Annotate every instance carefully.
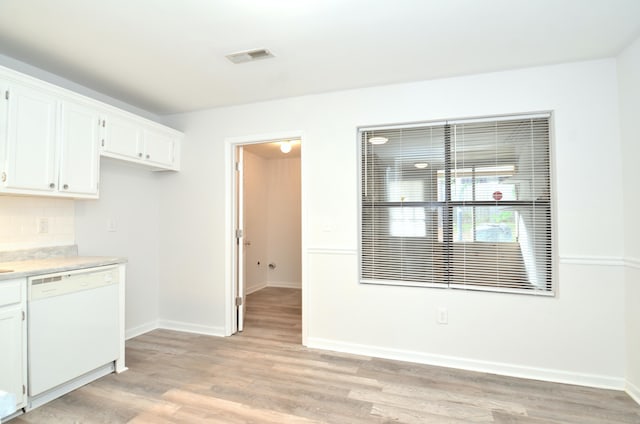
[13,287,640,423]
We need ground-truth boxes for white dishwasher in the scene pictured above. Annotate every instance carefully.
[28,265,119,398]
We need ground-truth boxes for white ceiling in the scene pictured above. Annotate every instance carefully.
[1,0,639,115]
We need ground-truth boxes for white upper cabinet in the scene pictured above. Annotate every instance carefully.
[0,64,182,199]
[4,82,58,193]
[142,127,176,168]
[101,113,142,161]
[58,100,101,196]
[0,79,100,199]
[100,112,180,171]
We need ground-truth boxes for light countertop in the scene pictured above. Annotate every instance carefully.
[0,256,127,281]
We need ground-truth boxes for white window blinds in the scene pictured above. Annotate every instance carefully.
[359,114,553,295]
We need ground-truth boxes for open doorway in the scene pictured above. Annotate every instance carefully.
[229,137,302,342]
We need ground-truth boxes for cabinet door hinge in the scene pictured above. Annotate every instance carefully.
[23,385,25,395]
[4,90,8,100]
[101,139,105,147]
[1,171,6,183]
[22,310,25,321]
[235,296,243,307]
[102,119,106,128]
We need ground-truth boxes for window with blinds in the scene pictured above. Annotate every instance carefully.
[359,113,553,295]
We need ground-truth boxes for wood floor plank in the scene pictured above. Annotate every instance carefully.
[12,287,640,424]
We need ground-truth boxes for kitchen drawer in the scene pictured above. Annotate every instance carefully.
[0,280,23,307]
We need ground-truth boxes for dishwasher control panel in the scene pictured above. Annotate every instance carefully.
[29,265,119,300]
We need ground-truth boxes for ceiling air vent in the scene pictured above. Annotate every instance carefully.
[226,48,275,64]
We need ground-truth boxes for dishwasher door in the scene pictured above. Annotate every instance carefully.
[28,266,119,397]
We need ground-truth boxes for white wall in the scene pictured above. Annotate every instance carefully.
[618,34,640,402]
[266,157,301,288]
[244,152,301,292]
[0,196,74,250]
[162,59,627,388]
[243,150,269,293]
[75,159,163,338]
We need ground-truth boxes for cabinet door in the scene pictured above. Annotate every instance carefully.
[59,101,100,197]
[0,81,8,181]
[143,128,175,168]
[0,279,26,415]
[5,83,57,192]
[102,114,142,161]
[0,307,25,415]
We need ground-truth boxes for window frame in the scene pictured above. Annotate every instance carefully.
[357,112,556,296]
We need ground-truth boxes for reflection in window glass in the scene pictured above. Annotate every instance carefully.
[387,180,426,237]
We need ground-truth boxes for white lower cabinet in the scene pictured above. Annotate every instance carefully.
[0,279,27,419]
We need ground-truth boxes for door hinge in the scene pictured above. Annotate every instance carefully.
[22,310,25,321]
[102,119,106,128]
[4,90,8,100]
[22,385,25,395]
[235,162,241,172]
[235,229,243,239]
[235,296,243,307]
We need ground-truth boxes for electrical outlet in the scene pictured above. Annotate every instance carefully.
[437,307,448,325]
[37,217,49,234]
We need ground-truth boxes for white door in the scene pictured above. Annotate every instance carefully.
[235,146,245,332]
[5,83,57,192]
[58,101,100,196]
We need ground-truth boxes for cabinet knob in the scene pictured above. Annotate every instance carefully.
[49,183,55,189]
[146,154,150,159]
[138,153,143,158]
[1,172,6,183]
[63,184,69,190]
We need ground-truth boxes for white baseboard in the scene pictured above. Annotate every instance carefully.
[627,380,640,405]
[306,337,625,391]
[125,321,159,340]
[246,282,267,294]
[267,281,301,289]
[157,319,226,337]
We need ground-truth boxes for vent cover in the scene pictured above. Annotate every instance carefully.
[226,48,275,64]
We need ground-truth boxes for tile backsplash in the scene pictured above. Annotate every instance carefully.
[0,196,75,251]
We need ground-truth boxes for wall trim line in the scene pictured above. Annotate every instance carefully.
[156,320,226,337]
[627,380,640,406]
[625,257,640,270]
[246,282,267,295]
[125,321,159,340]
[559,255,625,267]
[306,252,640,268]
[307,247,358,255]
[306,337,625,391]
[267,281,302,289]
